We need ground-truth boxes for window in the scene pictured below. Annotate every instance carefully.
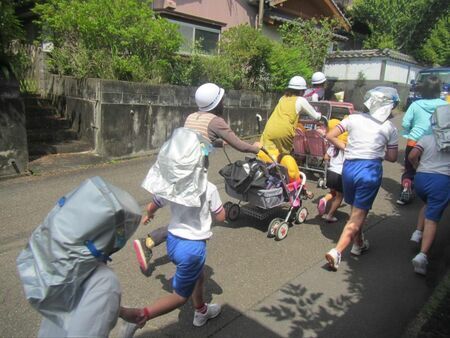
[168,19,220,54]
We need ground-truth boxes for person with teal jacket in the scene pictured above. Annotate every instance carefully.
[397,76,447,205]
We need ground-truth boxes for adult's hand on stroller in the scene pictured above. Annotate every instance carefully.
[319,114,328,126]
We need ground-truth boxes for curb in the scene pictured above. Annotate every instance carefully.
[401,270,450,337]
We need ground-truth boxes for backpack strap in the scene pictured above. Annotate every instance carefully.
[85,240,112,263]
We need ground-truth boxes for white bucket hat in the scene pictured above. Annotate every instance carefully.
[364,87,399,123]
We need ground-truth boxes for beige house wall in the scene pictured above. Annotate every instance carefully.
[154,0,257,29]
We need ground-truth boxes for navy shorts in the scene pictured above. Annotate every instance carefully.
[167,233,206,298]
[342,159,382,211]
[326,170,343,193]
[415,172,450,222]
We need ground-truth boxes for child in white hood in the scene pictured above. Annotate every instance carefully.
[324,87,399,271]
[123,128,225,337]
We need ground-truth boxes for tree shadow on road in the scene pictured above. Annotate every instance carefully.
[253,176,450,338]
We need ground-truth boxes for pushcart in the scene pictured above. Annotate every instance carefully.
[220,149,312,241]
[293,101,354,188]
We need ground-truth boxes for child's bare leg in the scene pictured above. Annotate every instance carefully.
[420,218,438,255]
[335,206,368,253]
[416,205,426,232]
[144,292,187,320]
[326,192,343,219]
[191,270,205,308]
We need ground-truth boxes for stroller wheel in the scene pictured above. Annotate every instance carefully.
[267,218,282,238]
[295,207,308,224]
[224,202,233,211]
[227,203,240,221]
[317,178,325,188]
[275,221,289,241]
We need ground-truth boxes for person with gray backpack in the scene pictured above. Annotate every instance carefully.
[16,176,148,337]
[408,103,450,276]
[397,76,448,205]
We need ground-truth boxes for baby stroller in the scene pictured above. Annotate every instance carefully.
[293,101,354,188]
[219,148,312,241]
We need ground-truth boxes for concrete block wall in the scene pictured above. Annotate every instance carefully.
[43,75,279,158]
[0,77,28,178]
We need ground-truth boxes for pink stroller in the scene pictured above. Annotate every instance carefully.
[293,123,329,188]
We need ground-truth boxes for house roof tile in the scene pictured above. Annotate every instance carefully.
[327,49,420,64]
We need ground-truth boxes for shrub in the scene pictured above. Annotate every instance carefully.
[417,16,450,66]
[218,25,273,90]
[33,0,182,82]
[268,44,313,91]
[278,17,339,71]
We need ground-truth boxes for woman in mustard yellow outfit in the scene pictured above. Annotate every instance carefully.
[260,76,324,154]
[258,76,326,182]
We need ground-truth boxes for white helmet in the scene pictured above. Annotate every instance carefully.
[195,83,225,112]
[311,71,326,85]
[287,76,307,90]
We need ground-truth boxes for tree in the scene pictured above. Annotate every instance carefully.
[0,1,24,53]
[278,17,340,71]
[218,25,273,90]
[33,0,182,81]
[418,16,450,66]
[350,0,450,64]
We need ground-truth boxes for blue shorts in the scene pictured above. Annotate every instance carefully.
[167,233,206,298]
[342,159,383,211]
[415,172,450,222]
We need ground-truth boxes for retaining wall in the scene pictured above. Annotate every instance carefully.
[0,73,28,178]
[42,75,279,157]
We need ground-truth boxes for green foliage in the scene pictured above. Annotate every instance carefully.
[278,17,340,70]
[268,44,312,91]
[0,1,37,92]
[218,25,273,90]
[418,16,450,66]
[33,0,182,82]
[0,1,25,57]
[351,0,450,64]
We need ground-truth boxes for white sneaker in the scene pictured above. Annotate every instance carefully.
[325,248,341,271]
[410,230,423,243]
[193,303,221,327]
[119,321,139,338]
[351,239,370,256]
[412,252,428,275]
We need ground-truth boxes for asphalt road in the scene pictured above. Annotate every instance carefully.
[1,114,449,338]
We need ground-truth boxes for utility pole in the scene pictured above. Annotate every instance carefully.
[258,0,264,29]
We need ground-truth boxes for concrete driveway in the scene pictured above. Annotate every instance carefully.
[1,114,449,338]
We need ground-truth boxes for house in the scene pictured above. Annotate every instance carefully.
[323,49,424,108]
[324,49,423,85]
[152,0,351,53]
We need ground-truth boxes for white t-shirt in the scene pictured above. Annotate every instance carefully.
[327,145,345,174]
[337,113,398,160]
[296,96,321,120]
[154,181,223,240]
[416,135,450,176]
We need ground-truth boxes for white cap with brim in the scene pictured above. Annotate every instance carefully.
[195,83,225,112]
